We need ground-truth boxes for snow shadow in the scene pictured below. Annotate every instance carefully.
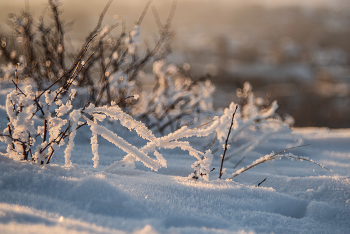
[264,197,308,219]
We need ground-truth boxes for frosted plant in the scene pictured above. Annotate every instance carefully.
[210,94,327,180]
[205,82,294,170]
[1,86,218,171]
[0,0,317,181]
[83,102,221,172]
[0,0,192,170]
[0,0,173,108]
[1,86,37,161]
[189,150,214,181]
[0,28,95,165]
[0,84,81,165]
[0,75,325,182]
[91,123,99,168]
[63,109,81,166]
[135,59,216,134]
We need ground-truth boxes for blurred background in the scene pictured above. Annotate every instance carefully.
[1,0,350,128]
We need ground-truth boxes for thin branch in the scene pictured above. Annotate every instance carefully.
[206,132,217,151]
[233,143,310,169]
[137,0,152,26]
[151,6,163,30]
[15,64,18,91]
[40,123,70,154]
[219,105,238,179]
[33,98,45,116]
[229,144,325,180]
[43,119,47,143]
[65,51,95,92]
[186,74,211,91]
[74,0,113,63]
[34,34,97,102]
[116,95,135,106]
[45,146,54,164]
[11,80,26,96]
[191,118,216,131]
[0,133,26,144]
[257,177,267,187]
[165,0,177,30]
[48,0,65,69]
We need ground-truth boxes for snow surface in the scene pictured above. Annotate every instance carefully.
[0,83,349,233]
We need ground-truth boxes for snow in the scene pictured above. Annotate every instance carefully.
[0,83,349,234]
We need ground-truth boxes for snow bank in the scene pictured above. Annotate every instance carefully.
[0,126,349,233]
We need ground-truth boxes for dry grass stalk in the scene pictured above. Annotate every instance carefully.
[219,105,238,179]
[230,144,330,179]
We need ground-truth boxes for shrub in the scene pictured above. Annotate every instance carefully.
[0,0,172,107]
[0,0,328,181]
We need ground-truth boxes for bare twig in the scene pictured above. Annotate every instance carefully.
[41,122,70,155]
[81,0,113,49]
[191,118,216,131]
[165,0,177,30]
[116,95,135,106]
[257,177,267,187]
[206,132,217,151]
[11,80,26,97]
[151,6,163,30]
[15,64,18,91]
[137,0,152,26]
[48,0,65,69]
[35,34,97,102]
[186,74,211,91]
[219,105,238,179]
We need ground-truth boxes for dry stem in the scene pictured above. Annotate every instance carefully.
[219,105,238,179]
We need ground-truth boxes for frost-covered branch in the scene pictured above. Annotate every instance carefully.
[229,145,330,179]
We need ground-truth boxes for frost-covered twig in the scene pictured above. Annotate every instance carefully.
[190,150,213,181]
[229,144,330,179]
[105,114,220,172]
